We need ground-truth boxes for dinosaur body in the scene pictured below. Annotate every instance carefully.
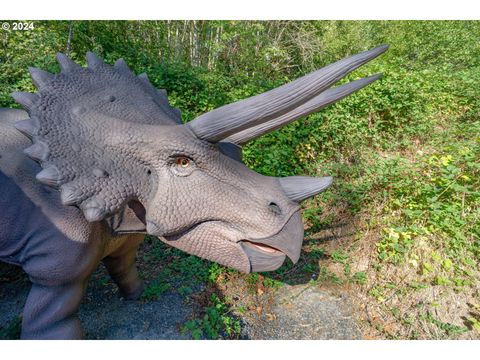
[0,46,387,339]
[1,108,145,338]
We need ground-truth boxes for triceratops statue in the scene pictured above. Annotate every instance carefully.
[0,45,387,339]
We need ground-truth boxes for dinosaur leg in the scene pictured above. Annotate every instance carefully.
[103,237,144,300]
[18,221,104,339]
[21,281,87,339]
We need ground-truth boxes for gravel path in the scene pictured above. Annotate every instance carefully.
[241,284,360,339]
[1,262,360,340]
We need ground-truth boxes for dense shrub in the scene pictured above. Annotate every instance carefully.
[1,20,479,338]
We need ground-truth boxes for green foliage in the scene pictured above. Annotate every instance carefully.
[351,271,368,285]
[2,20,479,339]
[374,121,479,285]
[421,312,469,337]
[181,293,241,339]
[141,282,171,301]
[142,236,228,290]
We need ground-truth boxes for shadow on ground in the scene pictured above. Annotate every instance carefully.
[0,261,196,339]
[0,220,361,340]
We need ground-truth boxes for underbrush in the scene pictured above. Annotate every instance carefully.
[2,20,479,339]
[338,120,479,339]
[139,46,480,339]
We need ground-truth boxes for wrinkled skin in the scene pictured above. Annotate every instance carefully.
[0,109,145,339]
[0,109,302,339]
[125,124,302,273]
[0,46,386,339]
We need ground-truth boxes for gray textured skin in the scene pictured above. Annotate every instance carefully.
[0,45,387,339]
[0,108,145,339]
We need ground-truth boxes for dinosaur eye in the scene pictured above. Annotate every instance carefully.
[176,157,190,168]
[170,156,195,177]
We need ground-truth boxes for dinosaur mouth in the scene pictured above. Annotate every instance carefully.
[241,240,283,254]
[148,219,217,239]
[240,240,287,272]
[150,211,304,273]
[239,211,304,272]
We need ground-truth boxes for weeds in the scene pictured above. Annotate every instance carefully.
[181,293,242,340]
[421,312,469,337]
[4,21,476,339]
[141,282,171,301]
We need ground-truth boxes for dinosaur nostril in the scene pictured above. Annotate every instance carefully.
[268,202,282,215]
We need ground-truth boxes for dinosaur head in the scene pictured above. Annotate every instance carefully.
[13,45,387,272]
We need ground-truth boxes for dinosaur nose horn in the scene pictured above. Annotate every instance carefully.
[278,176,333,203]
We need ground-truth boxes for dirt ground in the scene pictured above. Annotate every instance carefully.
[0,243,360,340]
[3,205,476,340]
[0,261,195,339]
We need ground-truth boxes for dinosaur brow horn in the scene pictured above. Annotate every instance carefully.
[187,45,388,142]
[224,73,382,145]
